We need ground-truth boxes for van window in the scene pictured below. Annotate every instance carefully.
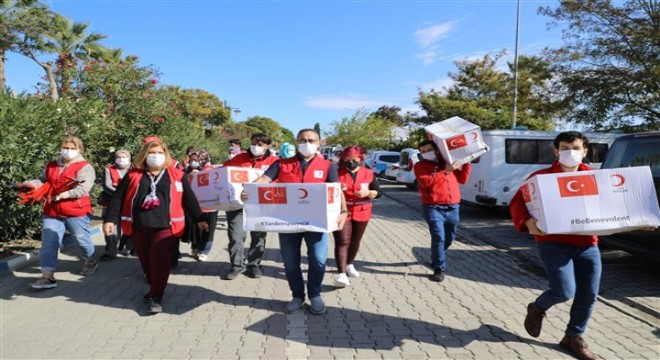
[602,137,660,177]
[585,143,609,164]
[505,139,555,164]
[378,155,400,163]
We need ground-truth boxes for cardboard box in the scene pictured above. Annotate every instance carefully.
[189,166,264,211]
[424,116,489,164]
[243,183,341,233]
[520,166,660,235]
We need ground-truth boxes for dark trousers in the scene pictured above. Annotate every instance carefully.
[132,226,177,299]
[332,219,369,273]
[226,209,267,270]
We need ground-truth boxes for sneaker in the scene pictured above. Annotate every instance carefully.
[80,258,99,276]
[345,264,360,277]
[191,249,199,259]
[246,266,263,278]
[121,249,131,256]
[309,296,326,315]
[559,335,598,360]
[429,269,445,282]
[100,253,116,261]
[333,273,351,288]
[286,298,305,313]
[197,254,208,262]
[524,302,546,338]
[30,277,57,289]
[147,297,163,314]
[224,268,245,280]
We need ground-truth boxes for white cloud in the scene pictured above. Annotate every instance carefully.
[413,21,457,66]
[304,94,386,110]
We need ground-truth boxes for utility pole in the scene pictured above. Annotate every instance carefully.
[511,0,521,129]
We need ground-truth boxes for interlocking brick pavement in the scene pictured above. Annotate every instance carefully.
[1,190,658,359]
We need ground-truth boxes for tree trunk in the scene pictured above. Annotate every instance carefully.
[0,48,5,92]
[43,62,58,101]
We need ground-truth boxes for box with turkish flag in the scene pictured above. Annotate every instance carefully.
[424,116,489,165]
[521,166,660,235]
[242,183,342,233]
[189,166,264,211]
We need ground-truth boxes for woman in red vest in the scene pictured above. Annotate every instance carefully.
[26,136,98,289]
[332,146,382,287]
[99,149,132,260]
[103,140,208,314]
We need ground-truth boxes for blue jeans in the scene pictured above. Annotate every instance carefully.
[422,204,460,271]
[278,232,328,299]
[535,241,602,336]
[40,215,95,271]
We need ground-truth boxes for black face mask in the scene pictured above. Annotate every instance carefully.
[345,161,360,171]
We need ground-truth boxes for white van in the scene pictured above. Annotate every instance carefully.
[396,148,422,190]
[460,130,621,207]
[364,151,400,176]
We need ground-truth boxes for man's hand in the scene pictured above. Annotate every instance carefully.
[102,222,115,236]
[444,161,462,174]
[525,218,545,235]
[240,190,248,202]
[197,221,209,232]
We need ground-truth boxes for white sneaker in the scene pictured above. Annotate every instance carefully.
[346,264,360,277]
[197,254,208,262]
[333,273,351,288]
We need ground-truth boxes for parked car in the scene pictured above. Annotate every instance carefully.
[364,151,400,177]
[383,163,400,181]
[458,130,621,207]
[598,132,660,261]
[396,148,421,190]
[321,145,343,161]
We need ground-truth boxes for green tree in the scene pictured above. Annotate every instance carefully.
[326,109,397,151]
[539,0,660,131]
[370,105,404,126]
[0,0,41,90]
[162,86,231,128]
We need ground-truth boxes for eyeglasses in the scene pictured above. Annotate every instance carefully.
[297,139,317,144]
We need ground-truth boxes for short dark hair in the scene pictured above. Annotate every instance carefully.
[251,133,272,145]
[297,128,320,139]
[229,138,241,146]
[417,140,437,151]
[553,131,589,149]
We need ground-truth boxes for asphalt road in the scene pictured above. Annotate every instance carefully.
[379,182,660,327]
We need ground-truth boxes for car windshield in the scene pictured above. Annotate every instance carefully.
[602,136,660,177]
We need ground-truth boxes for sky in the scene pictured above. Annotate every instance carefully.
[6,0,564,134]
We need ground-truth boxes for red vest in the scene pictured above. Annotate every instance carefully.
[106,165,123,187]
[339,167,374,221]
[43,161,92,218]
[223,151,279,171]
[278,155,331,183]
[120,166,186,237]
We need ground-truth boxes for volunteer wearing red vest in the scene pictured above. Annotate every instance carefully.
[414,139,471,283]
[331,146,382,288]
[103,140,208,314]
[245,129,348,315]
[99,149,132,260]
[222,133,278,280]
[26,136,98,289]
[509,131,601,360]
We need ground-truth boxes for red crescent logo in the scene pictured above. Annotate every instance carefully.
[471,132,478,140]
[213,172,220,181]
[611,174,625,187]
[529,182,536,195]
[298,188,309,199]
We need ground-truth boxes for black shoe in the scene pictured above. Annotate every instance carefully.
[429,269,445,282]
[147,297,163,314]
[224,268,245,280]
[246,266,263,279]
[100,253,116,261]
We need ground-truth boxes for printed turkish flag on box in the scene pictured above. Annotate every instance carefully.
[243,183,342,233]
[189,166,264,211]
[424,116,489,165]
[521,166,660,235]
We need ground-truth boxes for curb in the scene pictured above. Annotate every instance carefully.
[0,225,103,277]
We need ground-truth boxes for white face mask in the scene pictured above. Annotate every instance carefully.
[558,149,584,167]
[115,157,130,168]
[189,161,200,169]
[60,148,79,160]
[421,151,437,162]
[298,142,318,157]
[250,145,265,156]
[146,154,166,168]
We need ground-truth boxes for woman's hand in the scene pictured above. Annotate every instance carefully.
[337,212,348,230]
[355,189,371,198]
[102,222,115,236]
[240,190,249,202]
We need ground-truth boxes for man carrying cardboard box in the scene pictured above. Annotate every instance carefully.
[509,131,601,360]
[222,133,279,280]
[242,129,348,315]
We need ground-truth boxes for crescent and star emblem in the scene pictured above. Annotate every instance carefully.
[263,190,273,201]
[566,180,582,192]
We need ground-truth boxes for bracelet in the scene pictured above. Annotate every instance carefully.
[340,210,348,214]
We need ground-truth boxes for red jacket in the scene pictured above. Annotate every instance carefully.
[120,166,186,237]
[509,161,598,246]
[339,167,374,221]
[43,161,93,218]
[414,160,471,205]
[223,150,278,171]
[278,155,330,183]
